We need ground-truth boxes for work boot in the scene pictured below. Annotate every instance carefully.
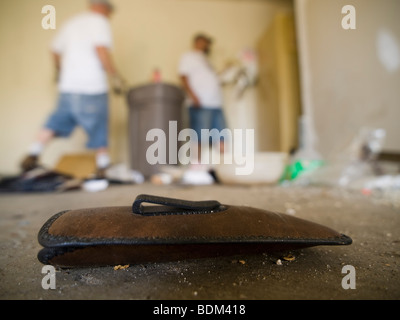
[20,155,39,172]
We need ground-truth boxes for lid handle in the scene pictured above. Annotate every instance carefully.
[132,194,223,216]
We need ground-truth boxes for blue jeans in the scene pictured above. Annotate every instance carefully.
[44,93,109,149]
[189,106,227,144]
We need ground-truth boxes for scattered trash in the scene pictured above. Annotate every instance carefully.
[283,254,295,262]
[279,115,324,184]
[105,163,144,184]
[276,259,283,266]
[113,265,129,270]
[285,208,296,215]
[54,153,96,179]
[277,127,400,208]
[337,128,386,186]
[363,175,400,191]
[150,173,174,185]
[280,158,324,183]
[181,169,214,185]
[231,259,246,265]
[82,179,109,193]
[0,167,78,193]
[284,128,388,188]
[219,47,258,99]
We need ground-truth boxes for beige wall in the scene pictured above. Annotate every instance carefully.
[257,12,301,153]
[0,0,293,175]
[294,0,400,160]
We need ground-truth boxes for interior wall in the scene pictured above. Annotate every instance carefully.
[257,12,301,153]
[0,0,293,175]
[294,0,400,160]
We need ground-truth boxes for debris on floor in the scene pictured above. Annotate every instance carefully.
[54,153,97,180]
[283,254,295,261]
[0,161,146,194]
[113,265,130,270]
[82,179,109,193]
[0,167,80,193]
[279,128,400,208]
[105,163,144,185]
[181,168,215,185]
[150,172,174,185]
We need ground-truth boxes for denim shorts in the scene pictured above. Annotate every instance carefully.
[189,106,228,144]
[44,93,109,149]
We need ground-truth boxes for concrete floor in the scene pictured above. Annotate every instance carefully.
[0,183,399,300]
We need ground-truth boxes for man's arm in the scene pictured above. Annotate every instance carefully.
[96,46,117,76]
[52,52,61,71]
[52,52,61,83]
[180,75,200,107]
[96,46,125,93]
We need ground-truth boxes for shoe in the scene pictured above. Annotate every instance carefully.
[81,168,109,193]
[20,155,39,172]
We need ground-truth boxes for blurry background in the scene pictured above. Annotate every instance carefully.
[0,0,399,175]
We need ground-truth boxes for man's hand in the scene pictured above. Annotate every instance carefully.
[110,74,126,95]
[181,75,201,108]
[191,94,201,108]
[96,46,127,95]
[96,46,116,74]
[52,52,61,83]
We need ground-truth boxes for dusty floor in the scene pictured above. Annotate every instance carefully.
[0,182,399,300]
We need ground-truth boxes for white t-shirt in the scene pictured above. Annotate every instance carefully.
[178,50,223,108]
[51,11,113,94]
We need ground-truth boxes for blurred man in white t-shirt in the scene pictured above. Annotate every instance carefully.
[21,0,122,178]
[179,34,228,165]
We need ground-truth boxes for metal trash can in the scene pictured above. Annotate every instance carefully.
[126,83,185,178]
